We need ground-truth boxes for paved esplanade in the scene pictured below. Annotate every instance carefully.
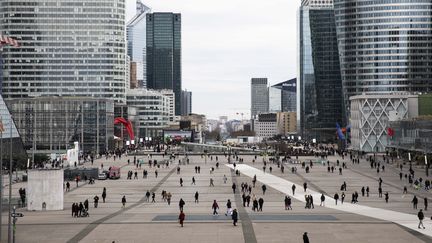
[227,164,432,238]
[1,153,430,242]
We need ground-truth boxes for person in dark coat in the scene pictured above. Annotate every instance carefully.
[78,202,84,217]
[179,198,185,211]
[258,198,264,211]
[303,232,310,243]
[121,196,126,208]
[231,209,238,226]
[178,210,185,227]
[102,187,107,203]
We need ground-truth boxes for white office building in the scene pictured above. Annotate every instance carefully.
[126,89,174,137]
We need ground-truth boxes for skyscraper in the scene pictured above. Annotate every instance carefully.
[298,0,345,141]
[269,79,297,113]
[146,12,182,115]
[127,0,151,88]
[181,90,192,116]
[334,0,432,112]
[0,0,127,104]
[251,78,269,118]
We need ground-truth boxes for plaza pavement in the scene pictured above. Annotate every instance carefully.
[0,152,430,243]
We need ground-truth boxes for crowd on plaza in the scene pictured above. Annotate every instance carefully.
[57,142,432,243]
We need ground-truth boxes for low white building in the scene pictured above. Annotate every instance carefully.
[254,113,278,139]
[126,89,175,138]
[350,94,419,152]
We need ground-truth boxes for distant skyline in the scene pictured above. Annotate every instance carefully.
[126,0,298,119]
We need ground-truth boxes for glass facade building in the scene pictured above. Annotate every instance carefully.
[7,97,115,154]
[271,78,297,113]
[146,12,182,115]
[0,0,127,104]
[298,1,345,141]
[251,78,269,118]
[126,89,174,138]
[334,0,432,113]
[127,0,151,88]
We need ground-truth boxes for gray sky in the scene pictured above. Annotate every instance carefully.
[126,0,299,120]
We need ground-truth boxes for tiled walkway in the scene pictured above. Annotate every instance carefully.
[227,164,432,238]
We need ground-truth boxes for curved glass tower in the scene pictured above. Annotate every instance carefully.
[334,0,432,110]
[0,0,127,103]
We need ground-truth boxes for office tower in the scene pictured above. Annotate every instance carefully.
[251,78,269,118]
[181,90,192,116]
[269,79,297,113]
[298,0,344,141]
[126,89,174,137]
[146,12,182,115]
[334,0,432,112]
[0,0,127,104]
[127,0,151,88]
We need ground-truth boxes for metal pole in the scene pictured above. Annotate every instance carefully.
[8,116,12,243]
[425,154,428,177]
[0,121,3,242]
[12,206,15,243]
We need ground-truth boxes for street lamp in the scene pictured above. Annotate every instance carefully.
[425,154,428,177]
[409,152,412,171]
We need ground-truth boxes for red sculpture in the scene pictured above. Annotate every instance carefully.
[114,117,135,140]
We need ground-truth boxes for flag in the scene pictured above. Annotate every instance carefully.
[0,35,20,47]
[336,123,345,140]
[0,119,4,133]
[387,127,395,137]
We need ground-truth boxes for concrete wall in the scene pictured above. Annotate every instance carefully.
[27,170,64,211]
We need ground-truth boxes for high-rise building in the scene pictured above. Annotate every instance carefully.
[298,1,344,141]
[146,12,182,115]
[126,89,174,137]
[181,90,192,116]
[334,0,432,113]
[251,78,269,118]
[0,0,127,104]
[269,79,297,113]
[127,0,151,88]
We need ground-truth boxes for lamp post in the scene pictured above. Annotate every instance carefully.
[409,152,412,171]
[425,154,428,177]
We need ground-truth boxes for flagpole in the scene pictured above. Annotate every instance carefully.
[0,118,3,242]
[8,116,12,243]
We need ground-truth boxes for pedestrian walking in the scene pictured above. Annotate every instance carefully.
[341,192,345,204]
[225,199,232,216]
[210,178,214,187]
[285,196,292,210]
[303,232,310,243]
[102,187,107,203]
[194,191,199,203]
[121,196,126,208]
[320,194,325,206]
[178,210,185,227]
[384,192,389,203]
[303,182,307,192]
[424,198,428,211]
[232,183,237,193]
[152,192,156,203]
[292,184,296,195]
[179,198,185,211]
[413,196,419,209]
[334,193,339,205]
[180,178,183,187]
[418,209,426,229]
[191,177,196,185]
[258,197,264,211]
[262,184,267,195]
[232,209,238,226]
[212,200,219,215]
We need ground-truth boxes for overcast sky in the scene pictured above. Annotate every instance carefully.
[126,0,299,120]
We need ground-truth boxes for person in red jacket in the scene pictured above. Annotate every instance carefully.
[178,210,185,227]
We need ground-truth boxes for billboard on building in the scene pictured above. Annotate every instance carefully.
[163,130,193,142]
